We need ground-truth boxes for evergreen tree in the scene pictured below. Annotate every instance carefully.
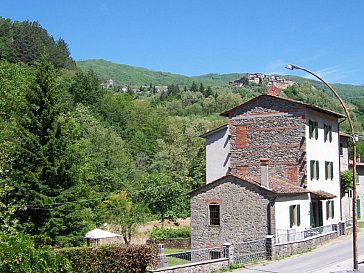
[0,57,92,245]
[190,81,198,92]
[199,82,204,94]
[204,86,213,97]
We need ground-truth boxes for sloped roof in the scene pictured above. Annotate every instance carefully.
[190,174,335,199]
[220,94,345,118]
[234,174,309,195]
[200,124,228,138]
[85,228,121,239]
[310,190,336,200]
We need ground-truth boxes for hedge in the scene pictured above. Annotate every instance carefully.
[0,232,71,273]
[150,227,190,240]
[58,244,159,273]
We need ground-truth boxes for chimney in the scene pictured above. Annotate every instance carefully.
[260,158,269,189]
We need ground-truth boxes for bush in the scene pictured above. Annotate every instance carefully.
[58,244,159,273]
[150,227,191,239]
[0,232,71,273]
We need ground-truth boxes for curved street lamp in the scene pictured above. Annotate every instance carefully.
[286,64,358,270]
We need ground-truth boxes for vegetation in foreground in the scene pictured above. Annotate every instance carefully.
[1,16,364,272]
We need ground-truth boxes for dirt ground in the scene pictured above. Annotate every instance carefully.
[132,217,190,245]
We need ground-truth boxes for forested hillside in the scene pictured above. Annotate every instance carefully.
[77,59,242,87]
[1,18,364,250]
[0,17,75,69]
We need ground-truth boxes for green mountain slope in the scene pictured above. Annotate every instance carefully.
[77,59,193,86]
[77,59,364,101]
[76,59,243,87]
[284,75,364,100]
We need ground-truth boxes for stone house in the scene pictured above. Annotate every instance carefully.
[191,94,344,250]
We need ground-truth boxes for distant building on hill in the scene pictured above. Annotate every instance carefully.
[101,79,114,89]
[230,73,295,90]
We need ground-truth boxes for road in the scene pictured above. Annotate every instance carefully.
[234,231,364,273]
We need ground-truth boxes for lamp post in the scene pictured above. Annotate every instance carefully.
[286,64,358,270]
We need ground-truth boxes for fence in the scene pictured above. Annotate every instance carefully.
[275,224,336,244]
[158,246,226,268]
[233,239,266,264]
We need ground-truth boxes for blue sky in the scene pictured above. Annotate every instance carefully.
[2,0,364,84]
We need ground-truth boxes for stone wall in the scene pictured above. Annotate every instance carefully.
[272,232,338,259]
[146,238,190,249]
[228,95,307,187]
[190,176,276,250]
[149,258,229,273]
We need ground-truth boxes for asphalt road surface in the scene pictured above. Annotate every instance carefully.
[235,231,364,273]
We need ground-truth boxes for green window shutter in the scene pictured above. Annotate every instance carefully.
[357,199,361,219]
[329,126,332,142]
[310,160,314,180]
[316,160,320,179]
[326,201,329,220]
[325,161,328,180]
[289,205,293,228]
[330,162,333,180]
[331,200,334,219]
[310,202,314,227]
[297,205,301,226]
[315,122,318,140]
[309,120,313,139]
[324,125,327,142]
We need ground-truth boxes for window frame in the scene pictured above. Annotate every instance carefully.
[326,200,335,219]
[310,160,320,180]
[309,120,318,140]
[289,204,301,228]
[325,161,334,180]
[209,204,220,226]
[324,124,332,143]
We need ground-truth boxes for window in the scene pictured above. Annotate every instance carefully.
[209,204,220,225]
[309,120,318,140]
[339,143,343,156]
[326,200,335,219]
[324,124,332,142]
[310,160,320,180]
[325,161,334,180]
[209,250,221,260]
[289,204,301,228]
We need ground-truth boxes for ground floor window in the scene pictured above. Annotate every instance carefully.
[289,204,301,228]
[209,204,220,226]
[209,250,221,260]
[326,200,334,219]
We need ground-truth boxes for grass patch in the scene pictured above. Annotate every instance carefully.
[164,248,191,266]
[358,222,364,228]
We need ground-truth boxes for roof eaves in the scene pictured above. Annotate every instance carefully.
[199,124,228,138]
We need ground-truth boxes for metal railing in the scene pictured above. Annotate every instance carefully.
[158,246,225,268]
[276,224,336,244]
[346,219,353,228]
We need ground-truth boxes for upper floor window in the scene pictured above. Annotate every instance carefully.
[209,204,220,226]
[289,204,301,228]
[310,160,319,180]
[309,120,318,140]
[325,161,334,180]
[324,124,332,143]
